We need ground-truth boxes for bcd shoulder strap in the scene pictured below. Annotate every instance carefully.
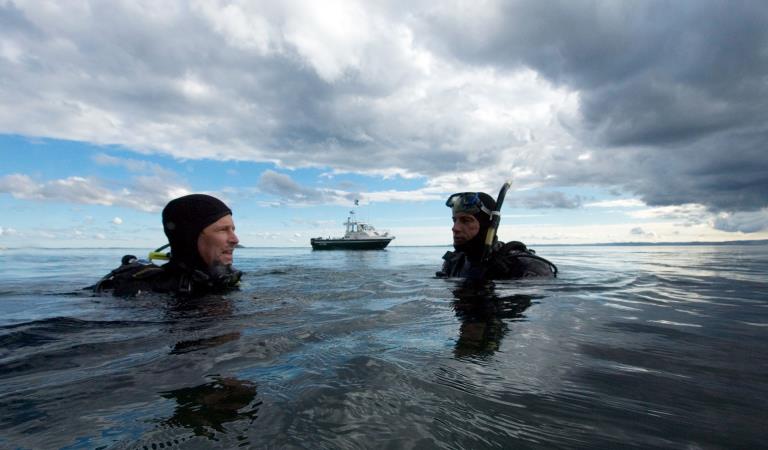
[93,255,164,293]
[490,242,558,278]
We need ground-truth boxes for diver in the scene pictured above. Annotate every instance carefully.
[436,190,557,280]
[90,194,243,297]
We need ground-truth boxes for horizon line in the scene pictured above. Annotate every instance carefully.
[2,238,767,251]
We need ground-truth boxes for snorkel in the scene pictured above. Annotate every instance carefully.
[148,243,171,262]
[480,181,511,266]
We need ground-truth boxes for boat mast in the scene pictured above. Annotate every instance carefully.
[344,199,360,235]
[345,210,356,234]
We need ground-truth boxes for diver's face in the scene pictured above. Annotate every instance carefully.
[197,215,239,268]
[452,212,480,246]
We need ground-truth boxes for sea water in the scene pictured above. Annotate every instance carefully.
[0,244,766,449]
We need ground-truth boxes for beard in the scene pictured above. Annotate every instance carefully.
[206,260,243,287]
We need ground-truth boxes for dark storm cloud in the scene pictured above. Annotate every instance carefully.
[416,0,768,212]
[0,1,38,36]
[509,191,583,209]
[712,211,768,233]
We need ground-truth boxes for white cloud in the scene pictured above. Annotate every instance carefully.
[0,1,577,186]
[628,204,708,221]
[585,199,645,208]
[0,173,190,212]
[92,153,176,178]
[0,226,18,236]
[112,217,123,225]
[364,189,443,203]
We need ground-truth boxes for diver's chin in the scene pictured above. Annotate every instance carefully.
[207,261,233,276]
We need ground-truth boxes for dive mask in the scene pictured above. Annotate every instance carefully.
[445,192,494,216]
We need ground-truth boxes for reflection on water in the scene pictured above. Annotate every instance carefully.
[171,332,241,354]
[0,245,767,448]
[160,377,261,440]
[451,284,533,358]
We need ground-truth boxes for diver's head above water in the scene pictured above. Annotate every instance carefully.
[446,192,496,261]
[162,194,239,272]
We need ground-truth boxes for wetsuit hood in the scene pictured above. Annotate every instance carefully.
[162,194,232,271]
[453,192,496,262]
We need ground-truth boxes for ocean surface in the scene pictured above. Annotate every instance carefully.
[0,244,766,449]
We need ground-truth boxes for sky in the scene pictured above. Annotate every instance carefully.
[1,0,767,248]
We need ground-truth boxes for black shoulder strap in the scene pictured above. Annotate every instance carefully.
[491,243,558,277]
[92,256,164,293]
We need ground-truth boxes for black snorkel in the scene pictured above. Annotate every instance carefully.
[464,181,512,286]
[481,181,511,265]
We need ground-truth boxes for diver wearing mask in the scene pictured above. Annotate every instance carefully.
[436,192,557,279]
[91,194,243,297]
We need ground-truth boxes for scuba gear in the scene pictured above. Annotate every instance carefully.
[90,255,166,296]
[437,240,557,279]
[91,253,242,297]
[486,241,558,278]
[446,192,496,217]
[480,182,511,266]
[440,182,557,281]
[148,243,171,262]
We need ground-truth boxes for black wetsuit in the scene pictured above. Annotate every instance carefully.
[437,241,557,279]
[90,257,242,297]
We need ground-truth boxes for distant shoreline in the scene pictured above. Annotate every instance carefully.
[2,239,767,250]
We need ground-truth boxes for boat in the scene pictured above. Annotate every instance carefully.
[311,209,395,250]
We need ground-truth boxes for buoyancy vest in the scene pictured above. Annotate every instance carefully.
[436,241,557,279]
[90,255,242,297]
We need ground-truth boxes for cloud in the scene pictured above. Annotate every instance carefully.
[629,227,656,238]
[711,209,768,233]
[627,204,768,234]
[628,204,707,222]
[93,153,176,178]
[585,199,645,208]
[364,189,443,203]
[0,226,17,236]
[111,217,123,225]
[509,191,583,209]
[415,1,768,212]
[256,170,332,204]
[256,170,444,206]
[0,0,765,217]
[0,173,190,212]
